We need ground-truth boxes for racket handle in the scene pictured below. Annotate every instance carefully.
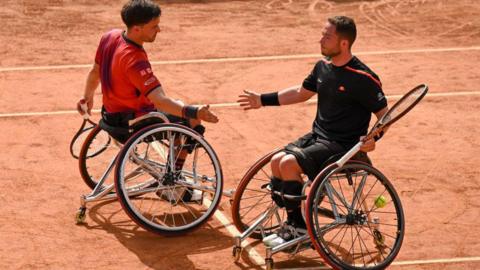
[335,141,362,167]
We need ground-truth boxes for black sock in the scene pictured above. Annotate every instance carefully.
[270,177,285,208]
[283,181,306,229]
[286,208,306,229]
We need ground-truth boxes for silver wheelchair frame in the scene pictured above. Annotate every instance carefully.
[232,142,405,270]
[75,112,233,235]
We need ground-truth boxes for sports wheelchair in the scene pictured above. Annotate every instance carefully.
[74,111,227,235]
[231,148,405,270]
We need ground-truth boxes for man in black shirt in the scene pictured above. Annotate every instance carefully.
[238,16,388,243]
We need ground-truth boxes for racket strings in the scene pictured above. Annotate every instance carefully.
[381,86,427,126]
[367,85,428,141]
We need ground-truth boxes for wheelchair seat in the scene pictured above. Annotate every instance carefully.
[99,111,170,144]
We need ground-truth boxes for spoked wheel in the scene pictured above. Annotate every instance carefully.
[305,162,405,270]
[231,149,288,239]
[114,123,223,236]
[78,125,117,190]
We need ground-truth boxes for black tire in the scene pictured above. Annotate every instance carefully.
[305,162,405,270]
[78,125,115,190]
[114,123,223,236]
[231,149,288,239]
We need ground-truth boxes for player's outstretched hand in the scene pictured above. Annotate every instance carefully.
[237,89,261,110]
[197,105,219,123]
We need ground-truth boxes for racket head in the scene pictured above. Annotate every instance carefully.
[70,119,96,159]
[369,84,428,140]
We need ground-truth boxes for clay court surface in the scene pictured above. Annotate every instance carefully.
[1,0,480,269]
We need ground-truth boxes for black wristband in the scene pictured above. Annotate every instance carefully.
[182,105,198,119]
[260,92,280,106]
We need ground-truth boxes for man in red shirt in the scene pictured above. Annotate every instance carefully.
[77,0,218,139]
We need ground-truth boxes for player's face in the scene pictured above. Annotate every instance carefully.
[319,22,341,57]
[140,17,161,43]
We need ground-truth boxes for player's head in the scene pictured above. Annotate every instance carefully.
[121,0,161,43]
[320,16,357,57]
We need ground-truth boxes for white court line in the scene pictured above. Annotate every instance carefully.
[279,256,480,269]
[391,256,480,266]
[203,199,266,268]
[212,208,266,268]
[1,46,480,72]
[0,90,479,118]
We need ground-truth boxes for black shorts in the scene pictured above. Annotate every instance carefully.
[100,107,192,143]
[283,132,349,180]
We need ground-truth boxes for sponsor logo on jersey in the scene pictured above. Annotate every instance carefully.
[144,76,157,86]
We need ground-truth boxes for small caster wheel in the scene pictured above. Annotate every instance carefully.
[75,207,87,224]
[232,246,241,261]
[265,258,274,270]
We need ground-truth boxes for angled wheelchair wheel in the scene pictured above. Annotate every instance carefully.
[231,149,288,239]
[114,123,223,236]
[78,125,117,190]
[305,162,405,270]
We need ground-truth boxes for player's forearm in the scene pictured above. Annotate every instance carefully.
[154,97,185,117]
[83,66,100,100]
[147,86,186,117]
[374,106,388,120]
[278,87,312,105]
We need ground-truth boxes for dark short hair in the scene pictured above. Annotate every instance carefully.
[121,0,161,28]
[328,16,357,48]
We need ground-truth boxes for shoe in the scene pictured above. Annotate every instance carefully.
[157,187,186,203]
[262,222,307,248]
[181,187,203,203]
[179,174,203,203]
[263,233,286,248]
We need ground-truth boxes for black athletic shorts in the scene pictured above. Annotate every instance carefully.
[283,132,351,180]
[100,107,191,143]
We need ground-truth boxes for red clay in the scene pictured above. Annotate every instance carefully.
[1,0,479,269]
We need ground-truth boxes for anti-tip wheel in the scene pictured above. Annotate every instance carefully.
[232,246,241,262]
[75,207,86,224]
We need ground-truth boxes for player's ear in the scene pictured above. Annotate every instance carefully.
[131,25,141,33]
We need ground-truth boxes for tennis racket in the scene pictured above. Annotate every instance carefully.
[366,83,429,142]
[336,84,429,166]
[69,102,97,159]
